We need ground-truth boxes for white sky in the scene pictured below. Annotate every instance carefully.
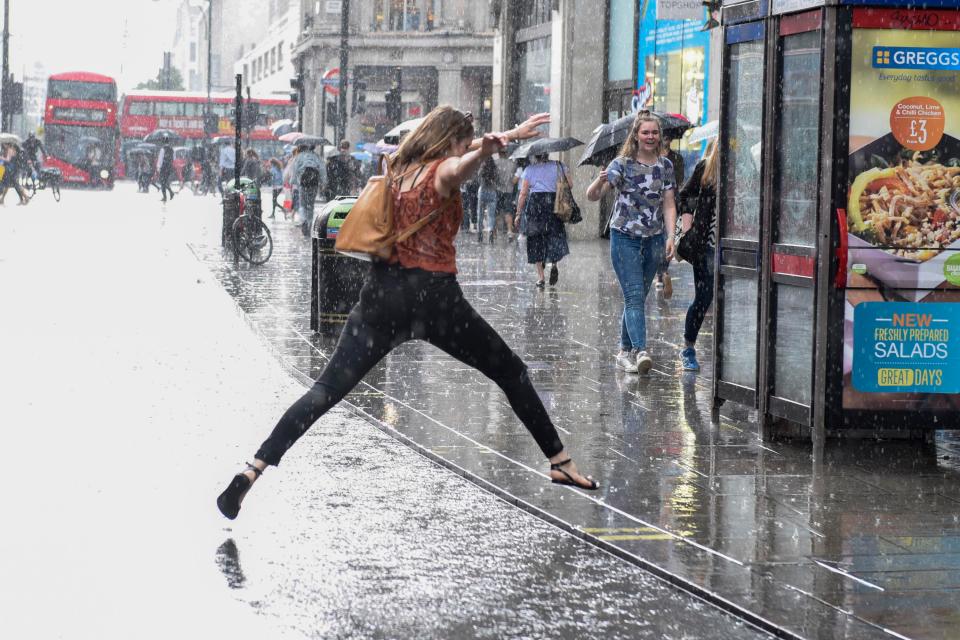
[9,0,179,92]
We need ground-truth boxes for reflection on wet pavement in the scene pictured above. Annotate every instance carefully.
[189,210,960,640]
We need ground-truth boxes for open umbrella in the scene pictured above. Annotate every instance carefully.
[278,131,303,143]
[135,142,158,153]
[271,119,295,137]
[0,132,22,145]
[211,135,233,146]
[383,116,425,144]
[144,129,183,144]
[509,136,583,161]
[293,134,331,148]
[577,111,693,166]
[686,119,718,145]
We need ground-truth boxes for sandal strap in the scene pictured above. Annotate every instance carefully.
[550,458,573,471]
[245,462,263,478]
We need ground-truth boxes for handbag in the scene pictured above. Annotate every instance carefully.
[335,162,442,261]
[553,162,581,224]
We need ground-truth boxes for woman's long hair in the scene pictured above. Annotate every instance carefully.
[618,110,662,160]
[389,105,474,171]
[701,139,719,187]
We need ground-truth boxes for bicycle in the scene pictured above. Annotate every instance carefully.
[230,193,272,265]
[27,167,61,202]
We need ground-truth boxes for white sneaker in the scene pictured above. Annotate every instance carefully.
[636,351,653,374]
[615,350,639,373]
[469,223,477,232]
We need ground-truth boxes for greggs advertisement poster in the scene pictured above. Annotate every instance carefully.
[843,8,960,411]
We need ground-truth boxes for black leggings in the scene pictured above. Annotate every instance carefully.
[683,248,715,345]
[255,264,565,465]
[271,188,281,215]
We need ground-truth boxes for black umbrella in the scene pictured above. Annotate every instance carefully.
[509,136,583,161]
[135,142,158,152]
[144,129,183,144]
[577,111,693,167]
[293,135,332,148]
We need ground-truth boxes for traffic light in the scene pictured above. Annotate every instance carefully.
[385,86,402,123]
[352,79,367,115]
[244,102,260,129]
[7,82,22,114]
[290,76,302,105]
[326,100,339,127]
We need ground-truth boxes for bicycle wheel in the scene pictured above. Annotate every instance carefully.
[51,182,61,202]
[231,215,273,265]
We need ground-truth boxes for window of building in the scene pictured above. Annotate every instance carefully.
[243,64,249,82]
[516,0,552,30]
[277,42,283,69]
[190,42,197,63]
[372,0,435,32]
[607,0,634,82]
[515,36,551,125]
[270,49,276,74]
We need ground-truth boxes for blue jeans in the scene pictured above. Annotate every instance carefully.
[610,230,665,351]
[477,187,498,232]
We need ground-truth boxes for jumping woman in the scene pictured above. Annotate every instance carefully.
[217,106,599,520]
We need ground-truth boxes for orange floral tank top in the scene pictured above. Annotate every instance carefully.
[389,159,462,274]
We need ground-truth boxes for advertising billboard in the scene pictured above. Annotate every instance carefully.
[843,7,960,412]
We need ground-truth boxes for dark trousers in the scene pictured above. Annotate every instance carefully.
[271,187,281,216]
[255,264,565,465]
[684,247,715,345]
[159,172,174,201]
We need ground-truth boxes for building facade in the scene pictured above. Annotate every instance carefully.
[172,0,208,91]
[292,0,494,145]
[492,0,721,238]
[233,0,299,98]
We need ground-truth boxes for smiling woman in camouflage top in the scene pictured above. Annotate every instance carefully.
[585,111,677,375]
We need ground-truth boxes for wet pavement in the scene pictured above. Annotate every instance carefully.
[1,185,774,639]
[184,192,960,640]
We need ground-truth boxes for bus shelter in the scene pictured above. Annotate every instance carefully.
[713,0,960,447]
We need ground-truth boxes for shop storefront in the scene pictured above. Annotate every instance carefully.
[637,0,713,176]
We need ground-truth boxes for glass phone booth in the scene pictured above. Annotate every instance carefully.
[714,0,960,445]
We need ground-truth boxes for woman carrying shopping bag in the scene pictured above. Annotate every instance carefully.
[514,154,571,287]
[585,111,677,374]
[216,106,598,521]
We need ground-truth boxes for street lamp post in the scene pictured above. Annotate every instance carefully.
[2,0,10,132]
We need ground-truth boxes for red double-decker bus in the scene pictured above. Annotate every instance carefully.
[43,71,118,188]
[117,90,295,179]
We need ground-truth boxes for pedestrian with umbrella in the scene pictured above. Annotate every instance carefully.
[156,135,175,202]
[585,110,678,374]
[511,137,582,287]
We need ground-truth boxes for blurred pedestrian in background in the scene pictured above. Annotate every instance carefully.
[493,149,517,242]
[156,136,175,203]
[0,144,29,205]
[268,157,283,219]
[241,148,262,184]
[654,130,686,299]
[476,156,498,243]
[585,111,676,375]
[514,153,570,288]
[325,140,361,200]
[291,144,325,236]
[218,143,235,195]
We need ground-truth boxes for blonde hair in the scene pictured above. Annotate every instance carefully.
[389,105,474,171]
[618,110,662,160]
[700,139,718,187]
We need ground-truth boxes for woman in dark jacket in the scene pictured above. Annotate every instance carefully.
[677,140,718,372]
[241,148,262,184]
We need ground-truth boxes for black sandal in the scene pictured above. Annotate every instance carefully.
[550,459,599,490]
[216,463,262,520]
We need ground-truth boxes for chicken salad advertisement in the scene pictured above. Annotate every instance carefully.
[844,8,960,410]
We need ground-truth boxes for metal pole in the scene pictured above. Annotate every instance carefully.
[336,0,349,144]
[206,0,212,134]
[234,73,242,185]
[2,0,9,131]
[297,58,304,133]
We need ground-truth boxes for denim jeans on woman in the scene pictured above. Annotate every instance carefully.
[684,247,715,345]
[476,187,498,233]
[609,229,665,352]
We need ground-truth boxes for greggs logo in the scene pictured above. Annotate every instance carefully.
[873,46,960,70]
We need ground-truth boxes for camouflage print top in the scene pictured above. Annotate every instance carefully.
[605,155,675,238]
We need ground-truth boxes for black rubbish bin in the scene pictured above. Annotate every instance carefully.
[311,197,368,334]
[221,191,240,246]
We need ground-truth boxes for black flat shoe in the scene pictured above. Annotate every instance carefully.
[550,458,599,490]
[216,463,262,520]
[536,279,545,288]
